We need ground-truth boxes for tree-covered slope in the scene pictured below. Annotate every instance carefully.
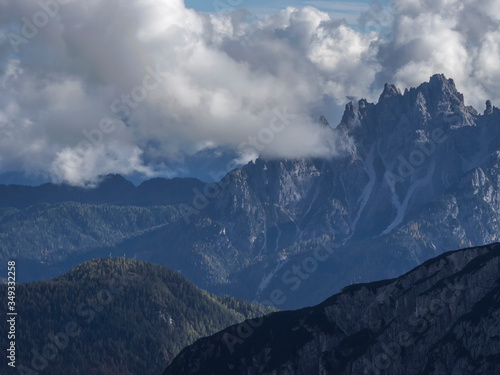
[0,258,275,375]
[0,203,179,263]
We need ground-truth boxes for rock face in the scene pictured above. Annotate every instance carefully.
[196,74,500,307]
[163,242,500,375]
[210,74,488,247]
[4,74,500,309]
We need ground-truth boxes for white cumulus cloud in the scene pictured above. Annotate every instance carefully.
[0,0,500,185]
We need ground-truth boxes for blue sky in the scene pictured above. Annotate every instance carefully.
[185,0,378,23]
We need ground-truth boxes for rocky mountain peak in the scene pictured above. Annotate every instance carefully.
[429,72,451,84]
[319,115,330,127]
[340,101,361,127]
[379,83,402,102]
[428,73,462,98]
[411,74,466,116]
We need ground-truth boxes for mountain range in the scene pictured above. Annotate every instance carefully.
[2,74,500,310]
[163,242,500,375]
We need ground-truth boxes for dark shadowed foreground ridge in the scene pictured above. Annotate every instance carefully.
[164,242,500,375]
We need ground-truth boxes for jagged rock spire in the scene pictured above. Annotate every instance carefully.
[379,83,402,102]
[319,115,330,127]
[485,100,493,115]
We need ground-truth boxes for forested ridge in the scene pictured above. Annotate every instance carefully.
[0,258,275,374]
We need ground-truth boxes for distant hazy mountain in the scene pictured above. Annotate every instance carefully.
[0,258,274,375]
[3,74,500,309]
[163,242,500,375]
[0,174,204,208]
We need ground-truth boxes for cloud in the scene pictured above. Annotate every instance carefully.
[377,0,500,107]
[1,0,500,185]
[305,1,370,13]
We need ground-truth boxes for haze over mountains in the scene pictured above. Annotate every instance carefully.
[1,69,499,375]
[0,75,500,314]
[3,1,500,374]
[3,75,500,311]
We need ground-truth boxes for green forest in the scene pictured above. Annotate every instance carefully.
[0,258,276,375]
